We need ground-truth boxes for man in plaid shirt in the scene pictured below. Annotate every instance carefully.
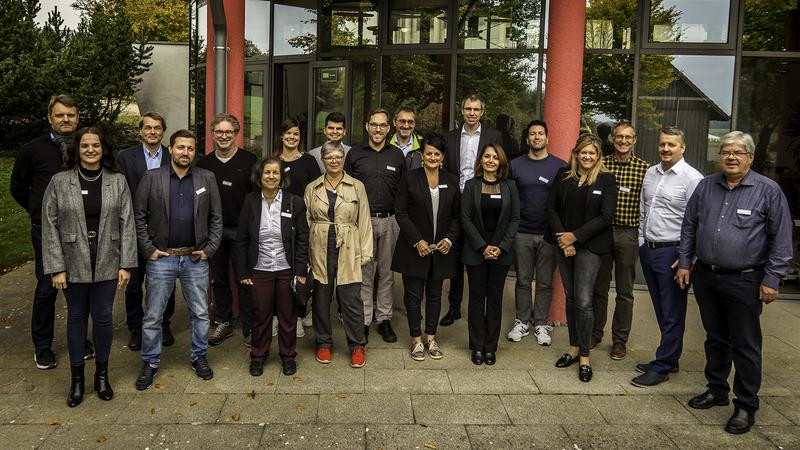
[592,121,649,360]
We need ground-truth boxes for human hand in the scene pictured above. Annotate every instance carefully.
[435,239,451,255]
[149,249,169,260]
[52,272,68,289]
[760,285,778,304]
[556,232,577,249]
[297,276,307,285]
[675,268,691,289]
[415,240,431,257]
[563,245,576,257]
[240,278,253,286]
[191,250,209,260]
[118,269,131,289]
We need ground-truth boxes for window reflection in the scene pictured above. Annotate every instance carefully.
[382,55,451,132]
[457,0,542,49]
[389,0,448,45]
[585,0,636,49]
[743,0,800,52]
[581,54,634,156]
[649,0,730,44]
[274,0,317,55]
[323,1,379,49]
[244,70,266,154]
[245,0,270,58]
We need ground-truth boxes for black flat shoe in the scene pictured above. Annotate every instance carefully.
[555,353,579,368]
[688,391,730,409]
[578,364,593,382]
[377,320,398,343]
[128,329,142,351]
[439,309,461,327]
[471,350,484,365]
[725,407,755,434]
[484,352,496,365]
[249,360,264,377]
[282,360,297,376]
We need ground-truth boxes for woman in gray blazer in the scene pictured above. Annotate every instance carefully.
[42,127,138,407]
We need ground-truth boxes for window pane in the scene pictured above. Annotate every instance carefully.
[649,0,731,44]
[190,1,208,66]
[389,0,448,45]
[585,0,636,49]
[456,54,541,159]
[382,55,451,133]
[636,54,734,173]
[457,0,543,50]
[581,54,634,156]
[324,56,378,144]
[322,0,379,49]
[245,0,270,58]
[274,0,317,56]
[742,0,800,51]
[244,69,266,155]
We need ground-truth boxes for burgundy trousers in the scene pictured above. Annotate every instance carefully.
[250,269,296,362]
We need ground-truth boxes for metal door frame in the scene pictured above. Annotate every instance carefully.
[308,60,353,148]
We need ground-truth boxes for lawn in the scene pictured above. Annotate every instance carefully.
[0,157,34,273]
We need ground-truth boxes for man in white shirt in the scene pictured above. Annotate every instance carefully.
[309,112,351,172]
[631,126,703,387]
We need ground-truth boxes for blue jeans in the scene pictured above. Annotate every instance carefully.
[556,248,601,357]
[141,255,210,366]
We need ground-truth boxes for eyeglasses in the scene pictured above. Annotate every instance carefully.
[718,150,750,158]
[142,125,163,132]
[368,123,389,129]
[613,135,636,142]
[322,156,343,162]
[213,130,236,137]
[463,107,483,113]
[396,119,415,126]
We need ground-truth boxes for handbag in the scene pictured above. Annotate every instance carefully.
[289,196,313,308]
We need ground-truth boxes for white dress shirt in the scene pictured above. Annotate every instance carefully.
[143,145,163,171]
[254,189,291,271]
[639,158,704,245]
[458,123,482,192]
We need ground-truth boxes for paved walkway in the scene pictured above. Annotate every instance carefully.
[1,262,800,449]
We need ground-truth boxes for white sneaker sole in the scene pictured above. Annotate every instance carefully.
[507,331,529,342]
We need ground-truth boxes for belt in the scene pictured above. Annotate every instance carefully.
[644,240,679,249]
[696,261,764,274]
[370,212,394,218]
[164,247,195,256]
[87,231,97,239]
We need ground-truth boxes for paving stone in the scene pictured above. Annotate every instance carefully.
[157,424,263,449]
[763,396,800,425]
[401,347,492,369]
[659,423,777,448]
[0,393,35,422]
[365,368,451,394]
[563,424,677,449]
[756,425,800,449]
[114,393,226,424]
[219,394,318,424]
[447,369,539,394]
[13,393,131,424]
[620,371,709,395]
[258,424,365,449]
[412,394,509,425]
[590,395,698,425]
[530,368,627,394]
[318,393,413,424]
[501,394,605,424]
[38,424,160,449]
[14,368,71,394]
[366,424,470,449]
[274,367,365,394]
[110,366,195,394]
[0,424,55,449]
[682,395,791,425]
[184,363,280,394]
[465,424,573,449]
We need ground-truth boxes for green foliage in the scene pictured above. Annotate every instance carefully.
[0,158,34,272]
[742,0,798,51]
[72,0,189,42]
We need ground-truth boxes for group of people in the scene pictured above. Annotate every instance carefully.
[9,93,793,436]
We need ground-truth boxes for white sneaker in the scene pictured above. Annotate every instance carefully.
[534,325,553,346]
[302,310,313,327]
[507,319,530,342]
[296,318,305,338]
[272,317,278,337]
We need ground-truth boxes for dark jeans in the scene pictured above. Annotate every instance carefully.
[447,232,466,311]
[30,223,59,350]
[210,227,252,335]
[250,269,296,362]
[312,246,365,352]
[466,262,510,353]
[693,264,764,412]
[639,245,687,373]
[556,248,601,357]
[592,226,639,344]
[125,255,175,330]
[402,270,443,338]
[63,279,116,366]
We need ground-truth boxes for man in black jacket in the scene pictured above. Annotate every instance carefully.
[10,94,90,370]
[116,112,176,351]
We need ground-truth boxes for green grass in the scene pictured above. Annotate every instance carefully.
[0,157,34,273]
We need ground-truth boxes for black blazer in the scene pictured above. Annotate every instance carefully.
[116,143,171,201]
[460,177,520,266]
[233,190,309,281]
[443,125,503,178]
[546,168,617,254]
[391,168,461,280]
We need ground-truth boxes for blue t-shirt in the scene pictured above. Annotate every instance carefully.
[510,153,567,235]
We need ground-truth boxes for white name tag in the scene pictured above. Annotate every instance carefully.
[222,180,232,187]
[195,187,206,195]
[490,194,502,199]
[283,166,291,172]
[280,212,292,218]
[538,176,549,183]
[619,186,631,193]
[737,209,752,216]
[386,165,396,172]
[81,190,88,195]
[592,190,602,195]
[438,184,448,189]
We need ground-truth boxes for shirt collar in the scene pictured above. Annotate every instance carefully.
[169,164,192,178]
[461,123,482,136]
[713,169,755,188]
[144,145,162,158]
[656,157,688,175]
[262,189,283,204]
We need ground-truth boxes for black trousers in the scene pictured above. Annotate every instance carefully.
[403,268,444,338]
[125,255,175,330]
[64,279,116,366]
[466,262,510,353]
[210,227,252,335]
[447,232,466,311]
[30,223,59,350]
[693,264,764,412]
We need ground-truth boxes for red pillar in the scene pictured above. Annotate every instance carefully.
[543,1,586,324]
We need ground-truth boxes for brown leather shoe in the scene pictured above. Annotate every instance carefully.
[590,336,601,350]
[610,342,626,360]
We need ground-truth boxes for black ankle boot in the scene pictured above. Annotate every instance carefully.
[94,360,113,401]
[67,364,85,407]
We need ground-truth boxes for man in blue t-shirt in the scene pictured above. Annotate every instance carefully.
[507,119,566,345]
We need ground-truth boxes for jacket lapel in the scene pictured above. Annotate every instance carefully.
[68,170,89,239]
[419,171,434,229]
[472,180,485,232]
[134,144,148,176]
[97,169,113,239]
[160,166,171,220]
[280,193,293,239]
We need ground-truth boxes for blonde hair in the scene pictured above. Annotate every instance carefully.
[564,133,608,186]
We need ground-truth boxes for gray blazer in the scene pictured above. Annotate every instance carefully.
[41,169,138,282]
[134,164,223,259]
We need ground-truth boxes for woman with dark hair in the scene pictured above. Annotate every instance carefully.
[41,127,138,406]
[392,132,460,361]
[461,143,520,366]
[234,156,309,376]
[547,133,616,382]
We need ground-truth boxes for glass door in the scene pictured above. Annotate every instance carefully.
[308,61,352,149]
[244,62,269,156]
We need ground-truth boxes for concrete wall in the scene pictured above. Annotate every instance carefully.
[135,42,190,136]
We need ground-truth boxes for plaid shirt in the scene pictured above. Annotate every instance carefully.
[603,154,649,227]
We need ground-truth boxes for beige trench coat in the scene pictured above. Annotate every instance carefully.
[304,173,373,285]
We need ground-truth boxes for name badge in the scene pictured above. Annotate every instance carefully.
[81,190,88,195]
[195,187,206,195]
[438,184,448,189]
[283,166,291,172]
[386,165,397,172]
[538,176,549,183]
[280,211,292,218]
[592,190,602,195]
[737,209,752,216]
[490,194,502,199]
[222,180,232,187]
[619,186,631,193]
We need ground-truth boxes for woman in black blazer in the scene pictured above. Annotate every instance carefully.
[391,133,460,361]
[547,133,617,382]
[461,143,520,366]
[234,156,309,377]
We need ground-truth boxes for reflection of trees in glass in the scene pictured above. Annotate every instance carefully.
[581,54,633,128]
[584,0,636,48]
[742,0,799,51]
[647,0,683,43]
[389,4,448,45]
[382,55,446,131]
[457,0,542,49]
[635,55,678,131]
[245,39,267,58]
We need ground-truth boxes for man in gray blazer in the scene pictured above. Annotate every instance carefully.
[133,129,223,390]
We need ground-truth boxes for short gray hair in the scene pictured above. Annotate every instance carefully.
[321,140,344,159]
[209,113,240,133]
[660,126,685,145]
[720,131,755,154]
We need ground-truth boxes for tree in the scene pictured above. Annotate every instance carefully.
[72,0,189,42]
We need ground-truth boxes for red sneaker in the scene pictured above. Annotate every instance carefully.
[316,347,332,364]
[350,346,365,368]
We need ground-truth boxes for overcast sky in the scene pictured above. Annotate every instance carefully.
[36,0,81,29]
